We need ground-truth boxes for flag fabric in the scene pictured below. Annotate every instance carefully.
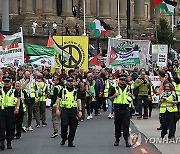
[88,19,112,37]
[89,53,104,66]
[169,47,177,57]
[0,33,5,44]
[0,28,24,67]
[24,43,55,66]
[47,36,71,62]
[154,0,177,15]
[109,47,118,64]
[89,44,95,50]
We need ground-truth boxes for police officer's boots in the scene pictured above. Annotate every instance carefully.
[7,142,12,149]
[68,142,75,147]
[114,138,120,146]
[0,141,5,150]
[125,141,131,148]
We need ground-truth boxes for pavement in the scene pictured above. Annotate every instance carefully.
[131,107,180,154]
[1,108,162,154]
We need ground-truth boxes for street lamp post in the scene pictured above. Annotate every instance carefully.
[116,0,122,38]
[82,0,86,35]
[2,0,9,32]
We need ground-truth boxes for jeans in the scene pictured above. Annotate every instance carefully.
[107,98,113,113]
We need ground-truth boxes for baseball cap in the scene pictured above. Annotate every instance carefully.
[66,76,74,82]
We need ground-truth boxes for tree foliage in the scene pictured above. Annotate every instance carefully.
[157,18,174,45]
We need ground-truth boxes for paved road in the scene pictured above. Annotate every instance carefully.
[3,109,161,154]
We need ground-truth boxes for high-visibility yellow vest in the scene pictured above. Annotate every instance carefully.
[160,94,178,113]
[104,80,110,97]
[113,85,132,105]
[0,86,17,109]
[20,90,26,112]
[36,82,47,102]
[20,79,36,98]
[60,87,78,108]
[172,82,180,102]
[53,85,62,107]
[174,66,180,78]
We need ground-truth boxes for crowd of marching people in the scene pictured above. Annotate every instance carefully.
[0,58,180,150]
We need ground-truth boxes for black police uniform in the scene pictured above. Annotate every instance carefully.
[0,77,18,150]
[58,77,80,147]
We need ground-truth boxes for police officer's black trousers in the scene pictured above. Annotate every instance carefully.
[0,108,15,142]
[15,112,24,137]
[61,108,78,143]
[114,106,130,141]
[161,111,177,139]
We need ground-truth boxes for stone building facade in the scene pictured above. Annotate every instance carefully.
[0,0,180,38]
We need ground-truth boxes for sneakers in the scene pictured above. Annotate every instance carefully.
[87,116,91,120]
[137,116,142,119]
[143,116,148,119]
[51,132,58,138]
[90,114,93,119]
[36,125,40,128]
[108,114,112,119]
[27,126,33,131]
[22,127,27,132]
[42,123,47,127]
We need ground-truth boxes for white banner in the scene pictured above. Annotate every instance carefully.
[107,38,151,69]
[149,76,161,104]
[0,28,24,67]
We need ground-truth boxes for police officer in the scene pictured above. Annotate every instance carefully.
[109,75,132,147]
[0,76,20,150]
[56,77,82,147]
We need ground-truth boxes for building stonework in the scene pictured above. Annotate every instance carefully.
[0,0,180,38]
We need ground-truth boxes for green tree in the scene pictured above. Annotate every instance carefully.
[157,18,174,45]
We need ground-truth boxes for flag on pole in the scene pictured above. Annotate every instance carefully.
[24,43,55,66]
[154,0,177,15]
[47,36,71,62]
[89,53,104,66]
[169,47,177,57]
[88,19,112,37]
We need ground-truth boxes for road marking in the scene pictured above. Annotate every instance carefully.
[141,148,148,153]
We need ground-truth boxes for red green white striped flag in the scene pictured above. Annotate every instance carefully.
[154,0,177,15]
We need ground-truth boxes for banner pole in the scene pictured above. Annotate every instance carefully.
[62,19,64,76]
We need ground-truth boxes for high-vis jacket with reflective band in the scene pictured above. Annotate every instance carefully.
[60,88,78,108]
[104,80,110,97]
[53,85,62,107]
[0,86,17,109]
[160,94,178,113]
[172,82,180,102]
[36,82,47,102]
[20,79,36,98]
[113,85,132,105]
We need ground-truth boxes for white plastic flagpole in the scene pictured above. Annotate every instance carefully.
[82,0,86,35]
[172,14,174,33]
[116,0,122,38]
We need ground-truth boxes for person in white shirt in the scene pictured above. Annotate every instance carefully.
[32,21,38,35]
[52,21,57,35]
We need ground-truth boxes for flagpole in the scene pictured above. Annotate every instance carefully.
[20,27,25,65]
[172,14,174,33]
[62,19,64,75]
[82,0,86,35]
[116,0,122,38]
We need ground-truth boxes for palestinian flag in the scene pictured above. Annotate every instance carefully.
[24,43,55,66]
[88,19,112,37]
[154,0,177,15]
[169,47,177,57]
[89,53,104,66]
[1,31,23,49]
[47,36,71,62]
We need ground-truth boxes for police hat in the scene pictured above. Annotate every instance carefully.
[2,76,11,82]
[66,77,74,82]
[118,74,127,81]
